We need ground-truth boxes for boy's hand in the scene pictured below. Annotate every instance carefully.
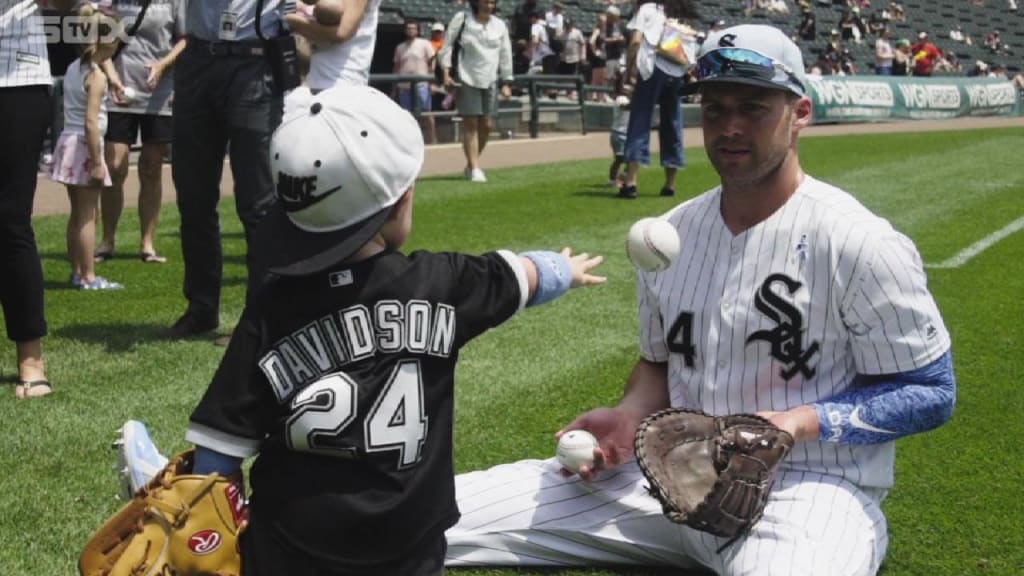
[561,247,606,288]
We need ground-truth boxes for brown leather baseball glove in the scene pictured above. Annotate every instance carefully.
[634,408,794,550]
[80,450,246,576]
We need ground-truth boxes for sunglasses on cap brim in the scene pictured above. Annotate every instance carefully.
[696,47,805,94]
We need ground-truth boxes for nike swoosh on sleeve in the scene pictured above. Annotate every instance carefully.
[849,406,896,435]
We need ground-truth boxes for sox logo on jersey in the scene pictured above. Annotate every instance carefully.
[745,273,820,380]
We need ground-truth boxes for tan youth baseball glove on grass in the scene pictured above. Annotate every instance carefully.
[80,450,246,576]
[634,408,794,551]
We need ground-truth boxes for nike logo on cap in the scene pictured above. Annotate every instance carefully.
[849,406,895,435]
[278,170,342,212]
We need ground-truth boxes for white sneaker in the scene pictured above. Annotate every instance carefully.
[470,168,487,182]
[112,420,168,499]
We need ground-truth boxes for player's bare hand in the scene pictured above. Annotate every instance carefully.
[556,407,638,481]
[561,247,606,288]
[757,405,819,442]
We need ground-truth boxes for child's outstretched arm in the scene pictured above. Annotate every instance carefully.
[519,248,605,307]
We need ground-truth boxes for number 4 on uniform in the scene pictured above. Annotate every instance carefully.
[364,361,428,468]
[667,311,696,367]
[285,360,429,469]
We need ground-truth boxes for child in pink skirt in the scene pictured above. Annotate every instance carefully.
[50,2,123,290]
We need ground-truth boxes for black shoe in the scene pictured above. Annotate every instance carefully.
[660,187,676,197]
[617,184,638,199]
[167,311,219,339]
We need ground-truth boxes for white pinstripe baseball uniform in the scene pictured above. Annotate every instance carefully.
[446,176,951,575]
[0,0,53,88]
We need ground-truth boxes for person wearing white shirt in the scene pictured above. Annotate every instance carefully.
[440,0,514,182]
[284,0,382,91]
[544,3,564,34]
[557,18,587,76]
[618,0,697,199]
[528,11,557,73]
[875,27,894,74]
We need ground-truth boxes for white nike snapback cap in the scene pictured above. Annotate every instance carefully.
[255,85,425,276]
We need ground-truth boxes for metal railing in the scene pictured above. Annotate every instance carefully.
[369,72,590,139]
[43,72,599,155]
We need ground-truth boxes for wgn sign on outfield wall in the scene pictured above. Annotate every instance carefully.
[807,76,1020,122]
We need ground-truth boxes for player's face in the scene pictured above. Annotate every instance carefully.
[700,84,809,188]
[405,23,419,39]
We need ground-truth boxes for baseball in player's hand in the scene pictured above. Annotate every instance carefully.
[555,407,638,481]
[561,247,606,288]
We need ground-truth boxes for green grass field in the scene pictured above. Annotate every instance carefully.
[1,127,1022,575]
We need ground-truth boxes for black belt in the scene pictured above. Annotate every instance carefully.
[189,36,266,58]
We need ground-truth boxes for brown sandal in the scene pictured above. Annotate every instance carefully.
[15,379,53,399]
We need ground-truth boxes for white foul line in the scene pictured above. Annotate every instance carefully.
[926,215,1024,269]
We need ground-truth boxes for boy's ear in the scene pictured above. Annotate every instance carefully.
[389,186,415,217]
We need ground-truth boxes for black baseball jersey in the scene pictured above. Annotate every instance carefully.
[186,248,528,566]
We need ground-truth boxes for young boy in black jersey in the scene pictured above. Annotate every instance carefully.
[141,84,605,575]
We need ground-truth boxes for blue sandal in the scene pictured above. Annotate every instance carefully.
[80,276,124,291]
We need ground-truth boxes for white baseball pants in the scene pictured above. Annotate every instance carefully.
[446,458,888,576]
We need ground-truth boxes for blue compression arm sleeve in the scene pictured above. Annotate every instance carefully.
[194,445,244,476]
[522,250,572,307]
[814,350,955,445]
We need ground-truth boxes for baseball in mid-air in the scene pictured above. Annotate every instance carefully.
[556,429,598,472]
[120,87,137,103]
[626,217,680,271]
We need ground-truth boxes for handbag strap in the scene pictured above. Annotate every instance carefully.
[114,0,154,59]
[456,11,468,44]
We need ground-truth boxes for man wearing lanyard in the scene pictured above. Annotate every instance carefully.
[168,0,288,340]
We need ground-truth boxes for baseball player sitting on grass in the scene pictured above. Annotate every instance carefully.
[442,25,956,575]
[91,84,605,576]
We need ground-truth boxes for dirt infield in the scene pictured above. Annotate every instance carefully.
[31,116,1024,217]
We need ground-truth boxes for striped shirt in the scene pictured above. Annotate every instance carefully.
[0,0,53,87]
[638,176,951,489]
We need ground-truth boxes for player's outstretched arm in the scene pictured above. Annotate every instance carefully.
[519,248,605,307]
[556,358,669,480]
